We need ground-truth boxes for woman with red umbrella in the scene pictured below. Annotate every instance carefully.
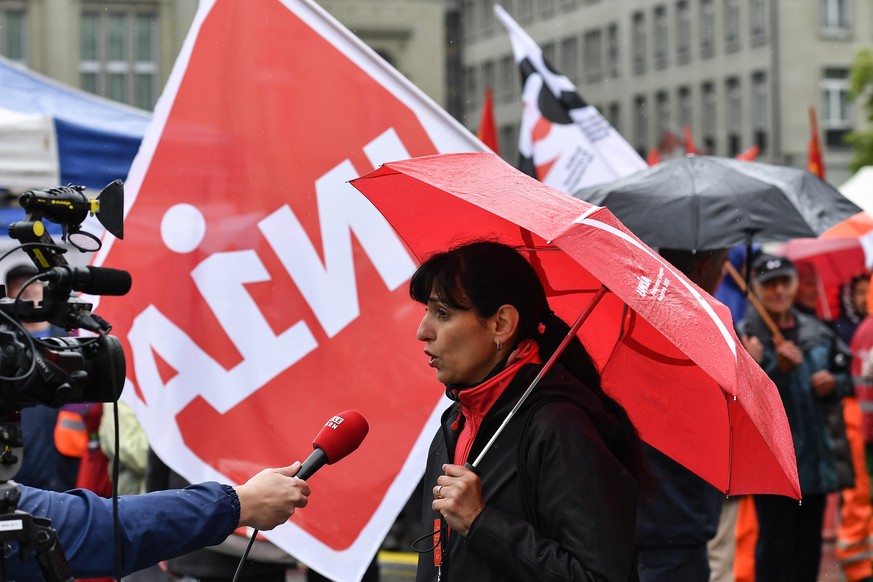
[411,241,647,582]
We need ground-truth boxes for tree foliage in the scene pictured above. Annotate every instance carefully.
[846,48,873,172]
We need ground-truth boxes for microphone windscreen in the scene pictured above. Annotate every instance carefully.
[312,410,369,464]
[85,266,132,296]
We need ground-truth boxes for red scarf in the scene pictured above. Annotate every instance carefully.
[452,339,542,465]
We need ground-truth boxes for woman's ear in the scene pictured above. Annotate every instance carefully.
[494,304,520,344]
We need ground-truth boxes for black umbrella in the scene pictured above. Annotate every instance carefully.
[573,155,862,251]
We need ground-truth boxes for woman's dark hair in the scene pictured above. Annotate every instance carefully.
[410,240,647,484]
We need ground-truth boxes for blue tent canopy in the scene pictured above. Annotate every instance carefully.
[0,56,150,192]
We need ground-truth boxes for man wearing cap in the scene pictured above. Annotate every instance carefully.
[741,253,853,582]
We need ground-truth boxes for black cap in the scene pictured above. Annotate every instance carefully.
[753,254,797,283]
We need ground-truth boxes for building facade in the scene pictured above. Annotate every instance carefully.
[2,0,870,184]
[0,0,451,113]
[461,0,871,184]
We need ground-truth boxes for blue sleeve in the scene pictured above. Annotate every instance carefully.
[6,482,240,579]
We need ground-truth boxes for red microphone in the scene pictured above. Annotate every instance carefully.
[297,410,369,480]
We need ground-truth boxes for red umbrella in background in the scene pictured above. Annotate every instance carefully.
[350,151,800,499]
[778,237,871,321]
[823,211,873,239]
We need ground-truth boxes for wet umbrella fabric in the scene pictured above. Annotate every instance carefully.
[573,155,862,251]
[350,151,800,499]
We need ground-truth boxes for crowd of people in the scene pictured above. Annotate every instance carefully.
[7,230,873,582]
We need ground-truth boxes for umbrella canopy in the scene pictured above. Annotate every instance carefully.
[573,155,862,251]
[778,237,871,321]
[350,151,800,499]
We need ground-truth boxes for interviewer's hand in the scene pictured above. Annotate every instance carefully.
[432,463,484,536]
[234,461,311,530]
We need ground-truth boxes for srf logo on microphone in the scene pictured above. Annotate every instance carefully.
[326,416,345,430]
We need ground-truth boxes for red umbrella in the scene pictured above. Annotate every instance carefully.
[778,237,870,321]
[350,151,800,499]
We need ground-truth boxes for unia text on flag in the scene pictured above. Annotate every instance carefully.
[494,5,646,194]
[477,86,500,154]
[808,105,826,179]
[88,0,484,580]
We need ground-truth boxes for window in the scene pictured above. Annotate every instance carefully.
[750,0,766,41]
[654,6,668,68]
[0,3,28,64]
[821,67,851,147]
[724,0,740,48]
[726,77,741,156]
[482,60,496,98]
[584,29,603,83]
[634,95,649,155]
[542,42,557,68]
[607,23,620,78]
[80,7,159,109]
[655,91,670,146]
[821,0,850,32]
[700,0,715,57]
[632,11,646,73]
[519,0,534,22]
[676,1,691,63]
[465,66,478,110]
[480,0,493,36]
[607,102,621,132]
[462,0,477,39]
[752,72,768,151]
[498,55,515,103]
[702,81,716,154]
[678,86,692,128]
[559,36,578,83]
[499,124,518,159]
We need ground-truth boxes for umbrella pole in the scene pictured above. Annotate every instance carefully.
[724,262,786,345]
[467,285,609,470]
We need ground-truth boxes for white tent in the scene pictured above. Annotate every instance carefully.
[838,166,873,211]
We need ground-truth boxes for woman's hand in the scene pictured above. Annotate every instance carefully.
[432,463,485,536]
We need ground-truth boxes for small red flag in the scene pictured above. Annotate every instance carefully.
[646,147,662,166]
[477,86,500,154]
[735,144,760,161]
[807,105,825,179]
[683,125,698,155]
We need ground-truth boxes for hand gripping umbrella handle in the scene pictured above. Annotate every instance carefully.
[468,285,609,470]
[724,262,786,346]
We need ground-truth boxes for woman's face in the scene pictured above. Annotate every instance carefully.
[416,292,501,386]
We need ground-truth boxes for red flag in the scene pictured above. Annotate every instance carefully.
[683,125,698,155]
[647,147,662,166]
[91,0,484,579]
[477,86,500,154]
[735,144,760,161]
[807,105,826,179]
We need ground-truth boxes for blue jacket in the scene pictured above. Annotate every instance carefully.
[7,481,239,580]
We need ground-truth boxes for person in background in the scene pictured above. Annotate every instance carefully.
[833,273,870,346]
[635,248,726,582]
[4,263,82,492]
[741,253,853,582]
[831,272,873,582]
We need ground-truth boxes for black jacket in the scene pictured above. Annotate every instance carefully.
[415,363,639,582]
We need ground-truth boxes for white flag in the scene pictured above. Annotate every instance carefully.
[494,4,646,193]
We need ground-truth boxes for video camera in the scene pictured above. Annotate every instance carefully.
[0,180,128,416]
[0,181,129,580]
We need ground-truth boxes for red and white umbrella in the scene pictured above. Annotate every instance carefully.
[350,151,800,499]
